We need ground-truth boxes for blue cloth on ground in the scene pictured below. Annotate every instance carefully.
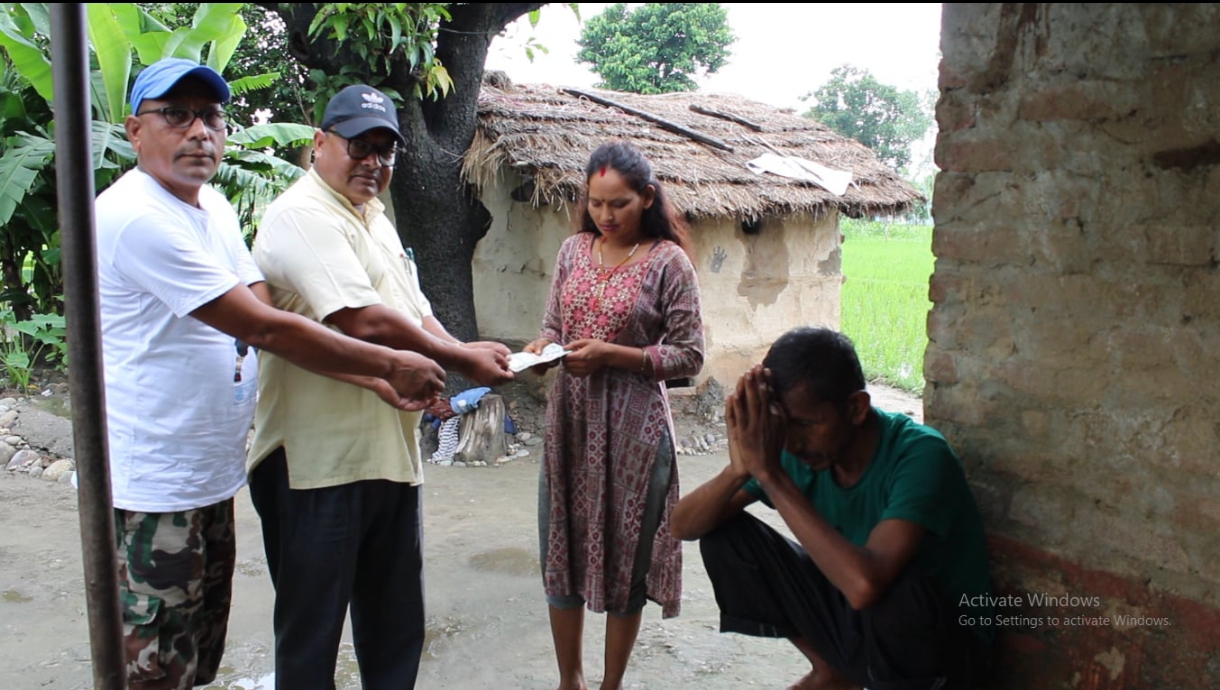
[449,387,491,415]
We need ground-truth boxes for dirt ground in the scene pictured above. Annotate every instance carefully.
[0,382,920,690]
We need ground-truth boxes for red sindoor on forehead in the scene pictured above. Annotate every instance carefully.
[599,165,606,177]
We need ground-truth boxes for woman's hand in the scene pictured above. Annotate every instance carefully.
[523,337,560,375]
[561,338,609,377]
[523,338,552,355]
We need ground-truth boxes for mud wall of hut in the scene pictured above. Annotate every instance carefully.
[471,173,843,385]
[933,4,1220,686]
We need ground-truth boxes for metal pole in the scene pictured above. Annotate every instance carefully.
[48,5,126,689]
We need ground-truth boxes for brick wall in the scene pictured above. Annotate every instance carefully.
[932,5,1220,687]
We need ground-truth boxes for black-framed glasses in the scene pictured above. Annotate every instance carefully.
[327,131,398,167]
[136,106,227,131]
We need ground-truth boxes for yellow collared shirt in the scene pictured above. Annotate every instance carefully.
[248,169,430,488]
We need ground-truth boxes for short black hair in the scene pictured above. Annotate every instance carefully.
[762,327,866,406]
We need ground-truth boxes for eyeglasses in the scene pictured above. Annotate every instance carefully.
[327,131,398,167]
[136,106,227,131]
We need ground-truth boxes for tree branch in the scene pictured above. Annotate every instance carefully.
[425,3,545,143]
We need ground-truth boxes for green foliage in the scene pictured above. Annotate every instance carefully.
[306,3,452,111]
[0,3,52,101]
[220,122,314,240]
[522,3,578,63]
[576,3,734,94]
[0,129,52,226]
[200,4,306,127]
[804,65,932,174]
[839,218,933,392]
[0,2,303,318]
[0,307,65,390]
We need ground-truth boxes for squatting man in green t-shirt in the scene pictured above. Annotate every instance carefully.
[672,327,994,690]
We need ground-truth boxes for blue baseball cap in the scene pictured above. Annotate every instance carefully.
[129,58,230,114]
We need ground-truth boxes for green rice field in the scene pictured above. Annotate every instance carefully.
[839,219,934,392]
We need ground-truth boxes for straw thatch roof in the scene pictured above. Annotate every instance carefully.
[464,77,923,221]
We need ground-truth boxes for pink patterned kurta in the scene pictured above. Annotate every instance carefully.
[540,233,704,618]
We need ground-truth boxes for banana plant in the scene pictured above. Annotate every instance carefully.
[0,2,301,320]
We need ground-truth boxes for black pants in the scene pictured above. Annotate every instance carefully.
[249,448,425,690]
[700,513,987,690]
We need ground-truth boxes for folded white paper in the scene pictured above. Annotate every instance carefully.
[508,342,569,373]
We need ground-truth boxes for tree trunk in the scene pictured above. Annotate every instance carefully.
[0,224,31,322]
[271,3,546,344]
[387,143,490,342]
[452,393,507,465]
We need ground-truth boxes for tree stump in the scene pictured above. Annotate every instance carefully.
[453,393,507,465]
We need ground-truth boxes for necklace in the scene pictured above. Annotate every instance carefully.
[591,237,642,309]
[598,237,641,272]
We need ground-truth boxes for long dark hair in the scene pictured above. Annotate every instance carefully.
[577,141,690,251]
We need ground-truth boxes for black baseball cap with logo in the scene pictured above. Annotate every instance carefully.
[319,84,406,145]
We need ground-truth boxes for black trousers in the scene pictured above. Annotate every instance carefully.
[249,448,425,690]
[699,513,987,690]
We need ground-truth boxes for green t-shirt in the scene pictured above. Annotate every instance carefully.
[743,408,995,644]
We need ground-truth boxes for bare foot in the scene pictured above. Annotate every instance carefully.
[556,675,588,690]
[784,668,861,690]
[786,669,822,690]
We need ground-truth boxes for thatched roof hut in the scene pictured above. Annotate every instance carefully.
[463,77,922,221]
[464,77,923,387]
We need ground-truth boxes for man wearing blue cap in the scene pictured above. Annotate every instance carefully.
[95,58,449,690]
[246,84,514,689]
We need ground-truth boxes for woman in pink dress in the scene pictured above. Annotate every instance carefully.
[524,142,705,690]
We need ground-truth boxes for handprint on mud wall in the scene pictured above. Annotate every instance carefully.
[710,246,727,273]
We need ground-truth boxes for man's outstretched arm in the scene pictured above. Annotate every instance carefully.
[670,469,757,541]
[326,304,513,387]
[191,283,445,409]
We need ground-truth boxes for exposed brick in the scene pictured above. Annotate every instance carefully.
[992,357,1108,400]
[1141,224,1217,266]
[999,272,1096,309]
[938,62,968,91]
[923,384,984,426]
[930,171,975,216]
[1018,81,1138,122]
[925,304,962,349]
[932,222,1024,263]
[923,347,959,385]
[1160,406,1220,477]
[936,92,976,131]
[985,533,1220,690]
[1008,487,1070,546]
[1088,510,1192,574]
[935,138,1014,172]
[932,172,1021,228]
[939,4,1220,683]
[951,311,1015,356]
[1182,270,1220,321]
[1011,316,1100,358]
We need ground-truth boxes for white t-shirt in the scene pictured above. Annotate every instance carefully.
[95,168,264,512]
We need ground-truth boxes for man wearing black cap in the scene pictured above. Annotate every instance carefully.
[246,84,514,689]
[96,61,448,690]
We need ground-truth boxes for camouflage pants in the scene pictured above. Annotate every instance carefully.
[114,499,236,690]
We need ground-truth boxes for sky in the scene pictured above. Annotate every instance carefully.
[484,3,944,112]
